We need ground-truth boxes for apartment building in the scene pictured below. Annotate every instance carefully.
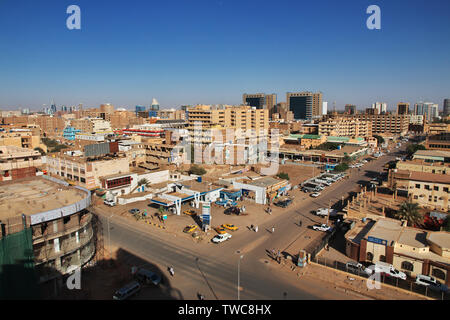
[318,118,372,138]
[70,118,112,134]
[32,115,67,136]
[187,105,268,136]
[325,114,409,135]
[397,102,410,115]
[243,93,277,117]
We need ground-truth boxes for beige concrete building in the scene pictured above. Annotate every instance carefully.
[0,130,47,152]
[0,176,95,283]
[45,153,130,190]
[345,217,450,285]
[389,169,450,211]
[0,146,42,181]
[325,114,409,135]
[70,118,112,134]
[318,118,372,138]
[395,159,450,175]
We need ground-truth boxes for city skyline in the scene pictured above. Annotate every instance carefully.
[0,0,449,110]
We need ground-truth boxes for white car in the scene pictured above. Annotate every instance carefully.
[212,233,232,243]
[310,192,321,198]
[346,262,372,276]
[104,199,116,207]
[415,275,448,292]
[312,224,332,232]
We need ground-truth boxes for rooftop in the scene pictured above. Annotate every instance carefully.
[366,218,403,246]
[244,176,285,188]
[426,232,450,250]
[413,150,450,158]
[0,177,87,220]
[393,169,450,184]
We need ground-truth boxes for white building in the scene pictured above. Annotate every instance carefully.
[322,101,328,115]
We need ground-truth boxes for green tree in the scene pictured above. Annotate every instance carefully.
[334,163,349,172]
[373,135,385,145]
[395,201,423,226]
[189,164,206,175]
[406,144,426,156]
[443,217,450,232]
[314,142,341,151]
[277,172,289,180]
[343,154,352,164]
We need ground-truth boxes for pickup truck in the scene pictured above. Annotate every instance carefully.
[315,208,338,217]
[212,233,232,243]
[366,262,407,280]
[104,199,116,206]
[312,224,332,232]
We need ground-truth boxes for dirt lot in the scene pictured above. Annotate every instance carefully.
[277,164,316,186]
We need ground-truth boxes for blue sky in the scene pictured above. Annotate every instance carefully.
[0,0,449,111]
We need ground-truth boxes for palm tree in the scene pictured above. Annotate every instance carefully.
[395,201,423,226]
[137,178,149,187]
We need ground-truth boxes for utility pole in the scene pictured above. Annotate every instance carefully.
[107,214,113,259]
[238,255,244,300]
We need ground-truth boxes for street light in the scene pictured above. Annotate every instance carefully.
[237,255,244,300]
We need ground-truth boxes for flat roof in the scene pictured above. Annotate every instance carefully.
[414,150,450,158]
[180,180,223,193]
[0,177,87,220]
[366,218,403,246]
[426,232,450,250]
[245,176,285,188]
[397,228,428,248]
[394,170,450,184]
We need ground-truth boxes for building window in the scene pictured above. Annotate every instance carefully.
[432,268,446,281]
[401,261,414,271]
[415,184,420,189]
[425,185,431,190]
[367,252,374,262]
[379,255,386,262]
[434,186,439,191]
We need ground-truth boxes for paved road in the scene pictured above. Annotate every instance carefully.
[96,143,407,300]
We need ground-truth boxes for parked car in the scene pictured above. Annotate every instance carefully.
[183,209,197,216]
[113,281,141,300]
[183,225,198,233]
[312,224,332,232]
[222,224,238,231]
[104,199,116,207]
[129,208,140,215]
[366,262,407,280]
[345,262,372,275]
[275,199,292,208]
[415,274,449,292]
[215,226,227,234]
[212,233,232,243]
[310,192,321,198]
[134,268,161,286]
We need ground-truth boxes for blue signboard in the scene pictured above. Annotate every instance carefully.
[368,236,388,246]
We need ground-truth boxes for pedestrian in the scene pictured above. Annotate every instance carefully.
[255,225,258,233]
[299,220,302,227]
[271,249,276,259]
[250,224,254,231]
[271,226,275,233]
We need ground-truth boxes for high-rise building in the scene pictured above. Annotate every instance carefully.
[345,104,357,115]
[371,102,387,114]
[135,105,146,116]
[322,102,328,115]
[243,93,277,118]
[444,99,450,117]
[287,92,323,120]
[50,100,57,114]
[414,102,439,121]
[397,102,409,115]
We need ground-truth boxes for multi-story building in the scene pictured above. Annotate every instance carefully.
[0,129,47,151]
[395,159,450,175]
[388,170,450,211]
[70,118,112,134]
[324,114,409,135]
[287,92,323,120]
[0,146,42,181]
[397,102,410,115]
[426,132,450,151]
[345,217,450,285]
[243,93,277,117]
[344,104,357,115]
[0,176,95,284]
[62,126,81,141]
[32,115,66,136]
[187,105,268,134]
[370,102,387,114]
[45,153,130,190]
[444,99,450,117]
[318,118,372,138]
[414,102,439,121]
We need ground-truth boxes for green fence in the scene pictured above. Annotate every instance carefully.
[0,228,40,299]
